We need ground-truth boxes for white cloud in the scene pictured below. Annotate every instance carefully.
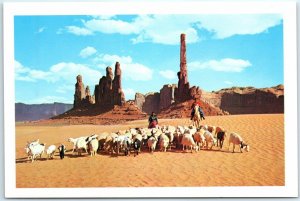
[62,14,282,44]
[94,54,153,81]
[84,18,140,35]
[49,62,102,86]
[36,27,46,34]
[79,46,97,58]
[197,14,282,39]
[224,81,233,85]
[189,58,251,72]
[15,60,35,82]
[159,70,177,80]
[65,26,93,36]
[15,60,102,88]
[123,88,135,100]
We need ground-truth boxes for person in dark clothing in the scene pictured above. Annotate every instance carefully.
[199,107,205,120]
[148,112,158,128]
[58,144,66,159]
[190,100,205,120]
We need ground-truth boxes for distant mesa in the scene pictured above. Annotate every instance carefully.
[15,102,72,122]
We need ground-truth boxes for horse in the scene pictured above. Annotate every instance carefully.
[192,105,201,129]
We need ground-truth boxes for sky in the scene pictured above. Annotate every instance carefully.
[14,14,283,104]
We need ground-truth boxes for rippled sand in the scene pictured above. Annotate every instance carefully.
[15,114,284,187]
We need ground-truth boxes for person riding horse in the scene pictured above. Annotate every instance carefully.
[148,112,158,128]
[191,100,205,121]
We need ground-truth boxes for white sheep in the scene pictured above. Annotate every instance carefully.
[28,142,46,162]
[228,133,250,153]
[75,138,88,155]
[87,138,99,156]
[46,145,56,159]
[67,136,87,153]
[203,130,217,149]
[25,139,40,160]
[147,136,158,153]
[181,134,199,153]
[159,134,170,152]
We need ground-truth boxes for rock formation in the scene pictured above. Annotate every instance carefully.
[175,33,192,103]
[201,85,284,114]
[73,75,85,108]
[143,92,160,114]
[94,64,125,108]
[112,62,125,106]
[134,93,145,111]
[159,84,177,110]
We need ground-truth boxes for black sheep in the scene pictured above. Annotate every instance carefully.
[133,139,141,157]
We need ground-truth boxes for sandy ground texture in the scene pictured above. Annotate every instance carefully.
[15,114,284,188]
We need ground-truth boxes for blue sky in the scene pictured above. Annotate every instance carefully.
[14,14,283,104]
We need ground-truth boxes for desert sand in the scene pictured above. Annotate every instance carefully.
[15,114,284,188]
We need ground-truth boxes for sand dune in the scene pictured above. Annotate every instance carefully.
[15,114,284,187]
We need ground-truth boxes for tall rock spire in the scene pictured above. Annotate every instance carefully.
[180,33,188,84]
[73,75,86,108]
[113,62,125,106]
[175,33,191,103]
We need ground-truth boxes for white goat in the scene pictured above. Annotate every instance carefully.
[147,136,158,153]
[228,133,250,153]
[88,138,99,156]
[159,134,170,152]
[181,134,199,153]
[28,142,46,162]
[68,136,87,153]
[46,145,56,159]
[203,130,217,149]
[75,138,88,155]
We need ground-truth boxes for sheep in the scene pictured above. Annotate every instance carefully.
[88,138,99,157]
[181,134,199,153]
[104,133,118,155]
[173,130,183,149]
[133,138,142,157]
[147,136,158,153]
[164,131,174,150]
[215,126,226,136]
[28,142,46,162]
[46,145,56,159]
[25,139,40,160]
[159,134,170,152]
[67,136,87,153]
[97,132,109,151]
[203,130,217,150]
[228,133,250,153]
[216,131,226,149]
[58,144,66,159]
[75,138,88,156]
[203,125,216,135]
[132,134,143,153]
[112,135,132,156]
[188,125,197,135]
[193,128,206,149]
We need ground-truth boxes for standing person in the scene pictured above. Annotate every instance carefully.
[148,112,158,128]
[58,144,66,159]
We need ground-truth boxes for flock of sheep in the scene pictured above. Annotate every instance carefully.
[24,124,250,162]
